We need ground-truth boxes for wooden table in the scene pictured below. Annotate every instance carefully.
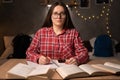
[0,58,120,80]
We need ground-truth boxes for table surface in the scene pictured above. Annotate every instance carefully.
[0,58,120,80]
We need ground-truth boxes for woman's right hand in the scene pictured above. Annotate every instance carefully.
[38,55,51,65]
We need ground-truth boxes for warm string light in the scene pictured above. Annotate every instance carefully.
[73,0,113,37]
[105,0,113,38]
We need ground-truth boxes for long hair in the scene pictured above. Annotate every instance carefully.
[42,1,75,29]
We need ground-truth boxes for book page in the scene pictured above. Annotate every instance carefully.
[28,65,50,77]
[27,60,58,69]
[56,65,89,79]
[104,62,120,69]
[27,61,39,68]
[92,64,120,74]
[27,60,68,69]
[8,63,34,78]
[79,64,111,76]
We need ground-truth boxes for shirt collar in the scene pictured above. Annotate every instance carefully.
[48,27,67,36]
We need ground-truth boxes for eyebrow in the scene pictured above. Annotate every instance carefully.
[53,11,65,13]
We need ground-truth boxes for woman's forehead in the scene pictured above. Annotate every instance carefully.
[53,5,65,12]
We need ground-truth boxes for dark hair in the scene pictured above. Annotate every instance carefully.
[42,1,75,29]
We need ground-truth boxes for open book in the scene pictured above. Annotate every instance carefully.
[7,60,67,79]
[7,63,50,79]
[56,64,111,79]
[91,62,120,75]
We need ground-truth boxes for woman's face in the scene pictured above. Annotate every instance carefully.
[51,5,66,28]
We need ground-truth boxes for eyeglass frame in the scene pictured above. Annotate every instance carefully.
[52,12,66,19]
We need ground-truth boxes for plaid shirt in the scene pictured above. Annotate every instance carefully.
[26,27,88,65]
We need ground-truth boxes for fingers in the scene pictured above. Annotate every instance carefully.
[38,55,51,65]
[65,58,78,65]
[38,56,78,65]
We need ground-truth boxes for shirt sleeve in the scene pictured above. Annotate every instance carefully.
[73,30,89,65]
[26,30,41,63]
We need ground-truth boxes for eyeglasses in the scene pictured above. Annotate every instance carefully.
[52,12,66,19]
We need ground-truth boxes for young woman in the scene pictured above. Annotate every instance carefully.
[26,1,89,65]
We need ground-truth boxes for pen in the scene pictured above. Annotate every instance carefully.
[51,60,60,67]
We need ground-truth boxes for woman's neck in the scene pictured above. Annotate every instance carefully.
[53,26,63,35]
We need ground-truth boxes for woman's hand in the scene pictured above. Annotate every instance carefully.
[65,58,78,65]
[38,55,51,65]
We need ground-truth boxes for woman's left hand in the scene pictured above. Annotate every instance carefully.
[65,58,78,65]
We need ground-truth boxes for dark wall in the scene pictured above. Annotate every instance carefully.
[0,0,47,35]
[0,0,120,55]
[70,0,120,41]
